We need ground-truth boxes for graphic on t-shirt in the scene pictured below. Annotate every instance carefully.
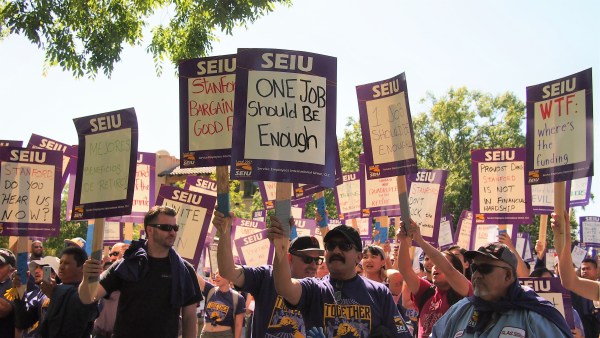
[321,300,371,338]
[206,300,230,325]
[266,295,305,338]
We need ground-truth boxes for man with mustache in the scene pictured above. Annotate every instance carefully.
[269,220,412,337]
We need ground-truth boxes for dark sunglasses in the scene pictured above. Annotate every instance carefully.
[470,262,511,275]
[109,251,120,257]
[148,224,179,232]
[325,241,354,252]
[291,253,324,265]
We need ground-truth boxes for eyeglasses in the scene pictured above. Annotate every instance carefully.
[148,224,179,232]
[291,253,324,265]
[325,241,354,252]
[109,251,120,257]
[470,262,512,275]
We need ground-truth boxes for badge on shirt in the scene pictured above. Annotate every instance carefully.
[499,326,525,338]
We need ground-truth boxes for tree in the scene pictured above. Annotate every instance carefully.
[0,0,290,78]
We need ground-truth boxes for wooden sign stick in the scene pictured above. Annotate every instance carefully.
[554,181,569,253]
[216,166,230,217]
[538,214,548,245]
[396,176,412,234]
[88,217,105,296]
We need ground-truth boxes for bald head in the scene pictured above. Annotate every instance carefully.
[386,269,404,296]
[30,240,44,259]
[110,242,130,262]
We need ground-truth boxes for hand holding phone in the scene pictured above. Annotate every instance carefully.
[43,266,52,282]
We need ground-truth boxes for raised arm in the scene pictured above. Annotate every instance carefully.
[79,258,107,304]
[552,211,600,301]
[498,233,531,278]
[268,215,303,306]
[213,210,246,288]
[395,227,421,295]
[409,220,471,297]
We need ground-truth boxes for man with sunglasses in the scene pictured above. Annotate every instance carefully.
[431,242,572,337]
[213,210,325,338]
[108,242,130,263]
[269,221,412,337]
[79,206,202,338]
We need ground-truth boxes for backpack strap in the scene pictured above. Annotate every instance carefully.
[230,289,240,337]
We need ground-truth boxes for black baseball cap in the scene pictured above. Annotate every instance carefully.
[324,225,362,251]
[464,242,517,271]
[289,236,324,255]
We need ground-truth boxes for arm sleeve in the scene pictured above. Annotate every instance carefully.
[99,263,121,297]
[240,266,268,296]
[13,298,37,330]
[235,293,246,315]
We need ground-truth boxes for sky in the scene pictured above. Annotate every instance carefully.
[0,0,599,218]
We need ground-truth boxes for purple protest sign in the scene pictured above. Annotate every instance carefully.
[155,185,216,266]
[0,147,62,237]
[472,148,533,224]
[179,54,236,167]
[526,68,594,184]
[293,143,343,198]
[252,209,266,222]
[356,73,417,180]
[230,48,337,187]
[516,232,530,260]
[107,152,157,223]
[0,140,23,147]
[184,175,217,196]
[455,210,474,250]
[531,180,572,213]
[259,180,310,211]
[294,218,318,238]
[27,134,73,190]
[71,108,138,220]
[518,278,575,329]
[334,171,362,220]
[580,216,600,248]
[569,177,592,207]
[234,229,274,266]
[406,169,447,243]
[231,217,266,262]
[438,214,454,251]
[65,150,77,221]
[360,155,401,218]
[102,221,123,246]
[472,224,518,252]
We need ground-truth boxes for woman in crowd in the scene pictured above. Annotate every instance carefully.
[362,244,388,284]
[198,271,246,338]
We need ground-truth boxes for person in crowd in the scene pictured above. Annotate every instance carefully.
[64,237,86,248]
[37,246,98,337]
[12,256,59,338]
[430,242,571,337]
[198,271,245,338]
[268,219,412,337]
[421,253,433,283]
[79,205,201,338]
[552,211,600,338]
[497,232,531,277]
[108,242,130,263]
[29,241,44,262]
[529,267,554,278]
[213,209,325,338]
[362,244,388,284]
[0,249,16,338]
[448,245,472,280]
[396,220,472,338]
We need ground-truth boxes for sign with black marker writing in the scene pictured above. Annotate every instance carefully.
[334,171,362,220]
[27,134,73,191]
[406,169,447,242]
[0,147,62,236]
[231,48,337,187]
[526,68,593,184]
[179,54,236,167]
[72,108,138,219]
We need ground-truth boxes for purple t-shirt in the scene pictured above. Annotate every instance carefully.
[295,275,412,337]
[240,265,307,338]
[203,281,246,328]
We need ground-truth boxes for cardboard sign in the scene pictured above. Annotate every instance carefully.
[252,209,266,222]
[360,154,400,218]
[230,48,337,187]
[438,214,454,250]
[580,216,600,248]
[72,108,138,219]
[27,134,73,190]
[569,177,592,207]
[406,169,447,242]
[526,68,594,184]
[179,54,236,167]
[234,229,274,266]
[472,148,532,224]
[518,278,575,329]
[0,147,62,236]
[334,171,362,220]
[156,185,216,266]
[472,224,516,251]
[356,73,417,179]
[455,210,474,250]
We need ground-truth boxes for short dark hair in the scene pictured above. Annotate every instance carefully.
[60,246,88,267]
[144,205,177,230]
[530,267,554,278]
[582,258,598,268]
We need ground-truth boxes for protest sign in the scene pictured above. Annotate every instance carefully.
[407,169,447,242]
[293,143,343,199]
[103,221,123,246]
[234,229,274,266]
[472,224,516,251]
[156,185,216,266]
[180,54,236,167]
[518,278,575,328]
[580,216,600,248]
[526,68,593,184]
[334,171,362,220]
[294,218,318,238]
[207,243,219,274]
[27,134,73,190]
[71,108,138,220]
[569,177,592,207]
[253,209,266,222]
[373,217,389,243]
[523,239,534,263]
[360,155,400,218]
[231,217,266,265]
[438,215,454,250]
[0,140,22,147]
[455,211,474,250]
[472,148,532,224]
[516,232,530,259]
[231,48,337,187]
[572,245,588,268]
[185,175,217,196]
[0,147,62,236]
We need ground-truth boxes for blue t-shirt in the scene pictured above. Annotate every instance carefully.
[295,275,412,337]
[202,281,245,328]
[240,265,307,338]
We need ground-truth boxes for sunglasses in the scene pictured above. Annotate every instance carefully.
[470,262,511,275]
[148,224,179,232]
[291,253,324,265]
[325,241,354,252]
[109,251,120,257]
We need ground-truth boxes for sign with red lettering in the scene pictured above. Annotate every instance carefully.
[72,108,138,220]
[27,134,73,191]
[360,154,400,218]
[156,185,216,266]
[179,54,236,167]
[356,73,417,180]
[526,68,593,184]
[0,147,62,237]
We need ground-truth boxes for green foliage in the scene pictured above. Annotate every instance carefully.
[338,117,363,173]
[0,0,290,78]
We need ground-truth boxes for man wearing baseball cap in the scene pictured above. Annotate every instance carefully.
[431,242,572,337]
[212,210,325,338]
[0,249,16,338]
[269,221,411,337]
